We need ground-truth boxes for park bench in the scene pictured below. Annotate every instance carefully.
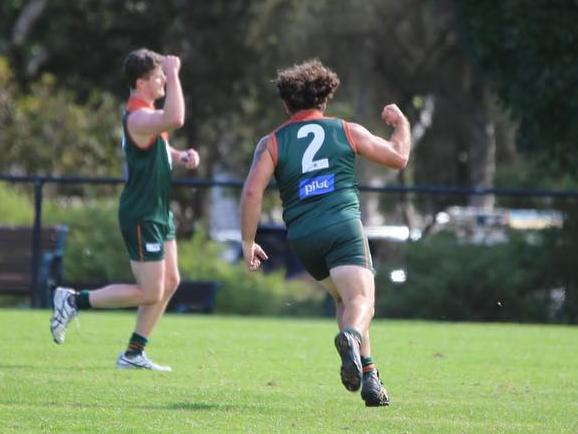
[0,225,68,307]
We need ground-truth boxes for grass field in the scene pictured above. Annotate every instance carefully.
[0,309,576,433]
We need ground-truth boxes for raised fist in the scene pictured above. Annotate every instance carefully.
[381,104,404,127]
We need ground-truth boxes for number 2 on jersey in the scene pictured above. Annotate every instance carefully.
[298,124,329,174]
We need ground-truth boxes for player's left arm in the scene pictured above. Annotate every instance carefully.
[240,135,274,271]
[169,146,200,170]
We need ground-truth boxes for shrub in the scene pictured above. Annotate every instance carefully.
[178,231,324,316]
[0,183,34,224]
[41,198,322,316]
[44,198,131,282]
[374,231,560,323]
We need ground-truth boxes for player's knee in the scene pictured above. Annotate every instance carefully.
[141,291,163,305]
[164,273,180,296]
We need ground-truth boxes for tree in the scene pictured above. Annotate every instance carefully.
[456,0,578,178]
[0,57,121,179]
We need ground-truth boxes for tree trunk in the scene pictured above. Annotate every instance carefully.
[466,84,496,209]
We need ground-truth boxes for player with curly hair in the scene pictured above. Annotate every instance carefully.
[240,59,411,406]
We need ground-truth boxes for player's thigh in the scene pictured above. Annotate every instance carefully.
[130,259,165,298]
[321,276,342,303]
[329,265,375,305]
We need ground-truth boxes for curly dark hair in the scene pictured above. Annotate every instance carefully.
[123,48,163,89]
[275,59,340,113]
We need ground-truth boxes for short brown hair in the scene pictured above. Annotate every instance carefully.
[123,48,163,89]
[275,59,340,113]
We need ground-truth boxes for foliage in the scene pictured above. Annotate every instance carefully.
[456,0,578,175]
[375,230,565,323]
[495,156,578,192]
[178,230,324,316]
[0,56,121,178]
[41,196,322,315]
[43,198,132,282]
[0,182,34,224]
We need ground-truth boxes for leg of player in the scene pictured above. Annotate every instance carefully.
[325,266,371,392]
[328,265,390,406]
[133,240,180,337]
[329,265,374,342]
[120,240,179,371]
[321,277,344,329]
[50,276,163,345]
[115,258,173,371]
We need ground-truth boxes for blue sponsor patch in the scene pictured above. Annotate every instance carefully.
[299,174,335,199]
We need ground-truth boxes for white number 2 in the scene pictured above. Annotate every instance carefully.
[298,124,329,174]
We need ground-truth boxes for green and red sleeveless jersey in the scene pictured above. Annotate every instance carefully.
[118,97,173,227]
[268,109,360,239]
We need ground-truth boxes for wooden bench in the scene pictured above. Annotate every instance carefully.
[0,225,68,307]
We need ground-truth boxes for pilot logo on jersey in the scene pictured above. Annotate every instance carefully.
[299,174,335,200]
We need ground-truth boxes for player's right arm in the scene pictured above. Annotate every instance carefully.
[240,135,274,271]
[350,104,411,169]
[127,55,185,149]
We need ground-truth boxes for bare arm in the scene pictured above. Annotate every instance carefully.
[127,56,185,148]
[352,104,411,169]
[240,136,274,270]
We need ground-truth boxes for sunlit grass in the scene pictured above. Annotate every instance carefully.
[0,310,576,433]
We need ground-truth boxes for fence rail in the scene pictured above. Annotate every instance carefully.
[4,174,578,197]
[2,173,578,308]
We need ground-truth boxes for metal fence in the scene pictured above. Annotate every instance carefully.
[2,174,578,314]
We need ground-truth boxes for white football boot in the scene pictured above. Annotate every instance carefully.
[116,352,172,372]
[50,287,78,344]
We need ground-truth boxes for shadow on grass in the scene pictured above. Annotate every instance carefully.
[0,400,244,412]
[167,402,239,411]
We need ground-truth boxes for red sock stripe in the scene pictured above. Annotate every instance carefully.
[363,363,376,373]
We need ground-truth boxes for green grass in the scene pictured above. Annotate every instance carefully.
[0,310,577,433]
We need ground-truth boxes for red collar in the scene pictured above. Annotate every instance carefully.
[126,96,154,112]
[289,109,325,122]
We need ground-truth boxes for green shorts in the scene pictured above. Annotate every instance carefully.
[289,218,374,281]
[120,215,176,262]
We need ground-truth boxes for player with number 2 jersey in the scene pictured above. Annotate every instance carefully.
[241,59,411,407]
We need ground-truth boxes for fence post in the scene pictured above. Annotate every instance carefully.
[30,177,45,308]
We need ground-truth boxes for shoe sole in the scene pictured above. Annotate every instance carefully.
[364,399,390,407]
[334,332,362,392]
[362,390,390,407]
[50,289,68,344]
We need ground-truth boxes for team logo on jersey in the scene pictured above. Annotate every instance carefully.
[299,174,335,199]
[145,243,161,253]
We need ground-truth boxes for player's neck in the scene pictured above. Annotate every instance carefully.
[128,91,154,108]
[289,108,324,121]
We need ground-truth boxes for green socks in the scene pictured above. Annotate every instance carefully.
[362,356,376,375]
[125,333,148,357]
[75,290,92,310]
